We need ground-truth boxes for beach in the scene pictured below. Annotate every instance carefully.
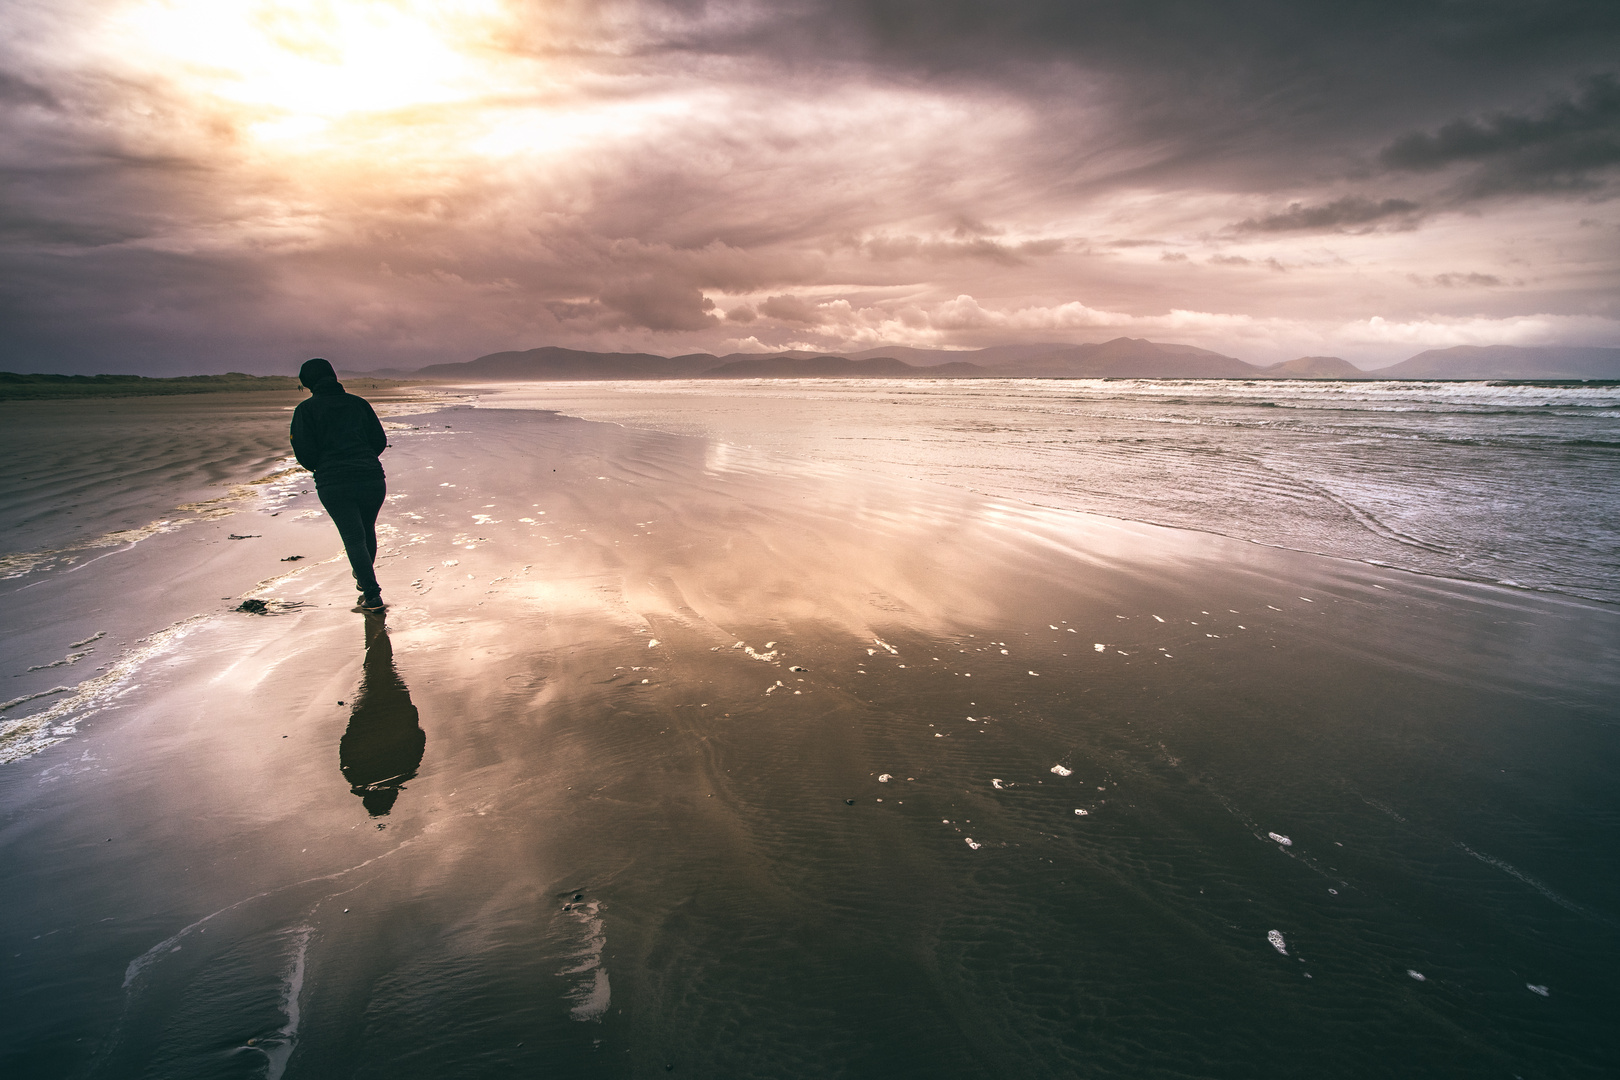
[2,387,1617,1078]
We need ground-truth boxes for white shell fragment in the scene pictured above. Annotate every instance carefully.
[1268,930,1288,955]
[1050,765,1072,777]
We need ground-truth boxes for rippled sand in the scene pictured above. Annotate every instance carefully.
[2,402,1617,1077]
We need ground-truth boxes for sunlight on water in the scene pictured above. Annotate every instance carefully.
[489,377,1620,602]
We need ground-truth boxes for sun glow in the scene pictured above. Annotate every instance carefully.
[95,0,699,164]
[113,0,512,136]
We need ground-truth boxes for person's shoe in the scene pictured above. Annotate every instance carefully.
[359,595,386,613]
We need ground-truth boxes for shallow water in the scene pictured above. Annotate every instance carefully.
[1,400,1617,1078]
[491,378,1620,604]
[0,393,308,578]
[0,387,454,582]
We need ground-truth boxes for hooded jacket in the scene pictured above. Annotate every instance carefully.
[290,359,387,486]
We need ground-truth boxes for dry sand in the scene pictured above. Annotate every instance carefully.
[2,401,1616,1077]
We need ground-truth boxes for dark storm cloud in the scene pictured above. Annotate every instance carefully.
[1234,196,1423,234]
[597,280,719,331]
[819,1,1620,93]
[528,232,824,333]
[514,0,1620,294]
[522,1,1620,193]
[1380,74,1620,197]
[0,156,207,250]
[853,216,1068,264]
[779,1,1620,179]
[860,234,1057,265]
[0,245,278,373]
[1381,75,1620,170]
[0,71,59,109]
[758,294,820,324]
[0,57,228,259]
[0,201,140,247]
[1430,273,1505,288]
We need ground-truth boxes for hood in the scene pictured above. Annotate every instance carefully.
[299,357,342,392]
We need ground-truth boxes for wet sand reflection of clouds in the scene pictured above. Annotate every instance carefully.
[339,616,424,817]
[3,397,1616,1077]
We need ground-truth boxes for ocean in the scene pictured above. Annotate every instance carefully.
[502,377,1620,604]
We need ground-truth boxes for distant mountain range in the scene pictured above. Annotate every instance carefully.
[1368,345,1620,380]
[360,340,1620,381]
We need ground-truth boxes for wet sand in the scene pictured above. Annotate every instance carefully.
[0,388,449,574]
[2,403,1617,1078]
[0,388,452,763]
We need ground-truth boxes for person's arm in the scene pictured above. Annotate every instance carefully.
[290,404,321,471]
[361,399,387,456]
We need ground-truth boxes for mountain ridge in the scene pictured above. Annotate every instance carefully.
[1370,345,1620,380]
[356,340,1620,381]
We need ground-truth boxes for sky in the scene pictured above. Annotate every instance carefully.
[2,0,1618,374]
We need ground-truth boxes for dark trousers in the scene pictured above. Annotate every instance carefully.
[317,477,386,600]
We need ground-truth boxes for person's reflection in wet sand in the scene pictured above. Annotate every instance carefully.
[340,615,425,816]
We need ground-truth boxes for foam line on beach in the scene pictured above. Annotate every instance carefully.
[121,837,430,991]
[0,614,212,764]
[0,685,73,713]
[23,647,94,672]
[559,899,611,1022]
[104,830,448,1073]
[245,926,313,1080]
[1256,460,1457,557]
[0,460,310,582]
[241,554,345,600]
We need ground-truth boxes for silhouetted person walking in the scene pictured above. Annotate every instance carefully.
[290,358,389,612]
